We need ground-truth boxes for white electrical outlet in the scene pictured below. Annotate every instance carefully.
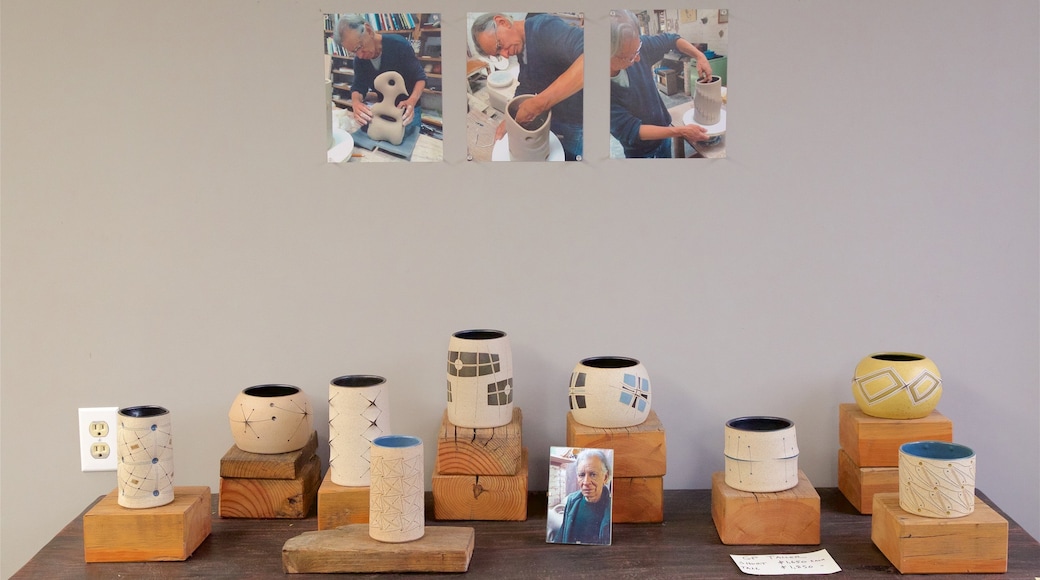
[79,407,119,471]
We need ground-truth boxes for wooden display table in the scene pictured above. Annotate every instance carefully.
[13,489,1039,578]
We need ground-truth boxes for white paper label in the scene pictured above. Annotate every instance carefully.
[730,549,841,575]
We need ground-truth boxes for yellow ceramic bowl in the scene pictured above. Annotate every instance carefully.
[851,352,942,419]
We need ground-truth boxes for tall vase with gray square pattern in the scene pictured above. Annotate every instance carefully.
[569,356,651,428]
[446,329,514,428]
[117,405,174,509]
[369,435,425,543]
[329,375,391,487]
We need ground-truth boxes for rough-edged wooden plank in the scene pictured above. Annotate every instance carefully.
[282,524,475,573]
[219,431,318,479]
[219,455,320,518]
[437,408,523,475]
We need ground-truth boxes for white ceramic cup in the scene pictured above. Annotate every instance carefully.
[898,440,975,518]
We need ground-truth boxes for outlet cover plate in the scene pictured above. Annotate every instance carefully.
[79,407,118,471]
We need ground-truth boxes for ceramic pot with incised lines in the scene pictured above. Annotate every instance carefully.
[369,435,424,542]
[899,441,975,518]
[723,416,799,493]
[852,352,942,419]
[117,405,174,508]
[446,329,513,428]
[228,384,313,454]
[568,356,651,428]
[329,375,391,486]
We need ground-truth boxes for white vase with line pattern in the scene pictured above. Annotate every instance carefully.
[228,384,313,454]
[568,356,651,428]
[117,405,174,508]
[329,375,391,487]
[369,435,425,543]
[446,329,514,428]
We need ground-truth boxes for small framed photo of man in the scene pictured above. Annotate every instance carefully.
[546,447,613,545]
[609,9,728,159]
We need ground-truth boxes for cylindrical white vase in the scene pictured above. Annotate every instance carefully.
[506,94,551,161]
[369,435,425,543]
[568,356,651,428]
[446,329,514,428]
[899,440,975,518]
[117,405,174,509]
[329,374,391,487]
[228,384,313,454]
[723,416,799,493]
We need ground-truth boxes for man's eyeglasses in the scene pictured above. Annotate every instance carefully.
[345,29,366,54]
[617,41,641,64]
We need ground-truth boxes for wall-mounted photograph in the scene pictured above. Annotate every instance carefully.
[610,9,728,159]
[546,447,613,545]
[466,12,585,162]
[324,13,443,163]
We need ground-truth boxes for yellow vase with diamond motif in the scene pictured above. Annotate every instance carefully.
[852,352,942,419]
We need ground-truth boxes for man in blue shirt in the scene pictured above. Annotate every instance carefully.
[472,13,584,160]
[555,449,612,544]
[335,14,427,132]
[610,10,712,158]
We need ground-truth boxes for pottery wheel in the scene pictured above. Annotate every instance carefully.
[491,132,565,161]
[682,107,726,136]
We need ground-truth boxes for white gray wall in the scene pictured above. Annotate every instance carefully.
[2,1,1037,576]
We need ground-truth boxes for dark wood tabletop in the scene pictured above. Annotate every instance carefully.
[13,488,1039,579]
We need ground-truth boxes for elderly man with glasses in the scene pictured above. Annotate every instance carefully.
[609,10,713,158]
[335,14,427,131]
[471,13,584,161]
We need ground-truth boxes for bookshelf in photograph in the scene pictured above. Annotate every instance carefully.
[324,13,441,114]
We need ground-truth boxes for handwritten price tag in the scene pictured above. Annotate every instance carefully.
[730,549,841,575]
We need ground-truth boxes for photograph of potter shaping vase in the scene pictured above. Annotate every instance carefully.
[324,13,444,163]
[609,9,728,159]
[466,12,585,162]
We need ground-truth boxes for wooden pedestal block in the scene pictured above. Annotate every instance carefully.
[871,492,1008,574]
[317,470,369,530]
[837,448,898,514]
[433,448,528,521]
[219,431,319,479]
[220,455,321,518]
[83,486,211,563]
[565,410,666,478]
[838,404,952,467]
[711,471,820,545]
[612,476,664,523]
[437,408,523,476]
[283,524,475,573]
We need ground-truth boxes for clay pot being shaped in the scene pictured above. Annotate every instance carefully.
[369,435,425,543]
[694,75,723,125]
[117,405,175,508]
[329,374,391,487]
[898,441,975,518]
[446,329,514,428]
[505,94,551,161]
[568,356,651,428]
[723,416,799,493]
[228,384,313,454]
[852,352,942,419]
[366,70,408,145]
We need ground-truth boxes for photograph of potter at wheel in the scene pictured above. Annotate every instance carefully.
[466,12,584,162]
[323,13,444,163]
[610,8,728,159]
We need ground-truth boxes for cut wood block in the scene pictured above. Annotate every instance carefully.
[565,410,666,477]
[317,470,369,530]
[711,470,820,545]
[282,524,475,573]
[871,492,1008,574]
[437,407,523,476]
[612,476,664,523]
[83,486,211,563]
[219,431,319,479]
[432,448,527,521]
[838,404,952,467]
[837,448,898,514]
[219,454,320,518]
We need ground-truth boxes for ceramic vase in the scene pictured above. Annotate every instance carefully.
[228,384,313,454]
[898,441,975,518]
[117,405,174,509]
[723,416,799,493]
[694,75,722,125]
[366,70,407,145]
[329,374,391,487]
[446,329,514,428]
[505,94,551,161]
[568,356,651,428]
[369,435,425,543]
[852,352,942,419]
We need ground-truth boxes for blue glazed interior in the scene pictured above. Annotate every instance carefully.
[901,441,974,460]
[373,435,422,448]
